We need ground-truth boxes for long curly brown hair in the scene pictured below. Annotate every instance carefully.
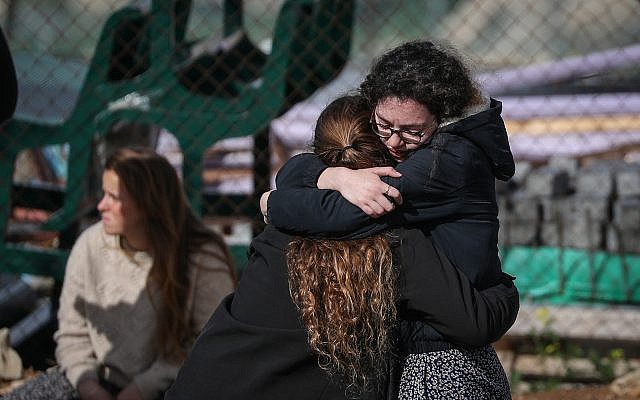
[286,95,397,394]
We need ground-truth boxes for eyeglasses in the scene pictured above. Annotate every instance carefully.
[370,111,437,145]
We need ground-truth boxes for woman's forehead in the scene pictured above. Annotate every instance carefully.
[102,169,119,189]
[375,97,432,124]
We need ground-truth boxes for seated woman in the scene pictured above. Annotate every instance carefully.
[5,147,236,400]
[165,95,517,400]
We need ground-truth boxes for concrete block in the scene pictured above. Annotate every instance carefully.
[510,192,540,221]
[539,197,565,221]
[606,225,619,253]
[497,196,509,219]
[612,196,640,229]
[512,160,533,188]
[548,155,579,179]
[576,168,614,197]
[498,220,508,247]
[526,166,571,197]
[539,196,609,223]
[499,217,538,246]
[606,225,640,254]
[541,218,604,249]
[616,166,640,197]
[540,222,562,247]
[561,196,610,222]
[563,217,604,249]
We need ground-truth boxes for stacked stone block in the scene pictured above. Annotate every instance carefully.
[556,164,612,249]
[497,157,640,254]
[499,191,540,246]
[541,196,609,249]
[607,166,640,253]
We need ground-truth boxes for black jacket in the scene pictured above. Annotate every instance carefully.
[165,226,518,400]
[1,27,18,123]
[267,99,515,290]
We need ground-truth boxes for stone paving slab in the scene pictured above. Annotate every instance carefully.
[507,303,640,341]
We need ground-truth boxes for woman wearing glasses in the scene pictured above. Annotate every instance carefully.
[262,40,515,399]
[166,95,516,400]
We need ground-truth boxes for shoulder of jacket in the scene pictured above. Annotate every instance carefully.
[255,226,291,250]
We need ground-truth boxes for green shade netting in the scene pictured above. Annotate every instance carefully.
[502,246,640,305]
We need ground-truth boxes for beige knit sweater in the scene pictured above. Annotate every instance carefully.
[54,222,234,400]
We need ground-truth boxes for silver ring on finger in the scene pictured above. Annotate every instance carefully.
[384,184,391,196]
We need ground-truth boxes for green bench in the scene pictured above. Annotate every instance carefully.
[94,0,354,213]
[1,0,354,279]
[0,1,195,279]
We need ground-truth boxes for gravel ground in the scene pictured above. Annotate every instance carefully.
[513,385,627,400]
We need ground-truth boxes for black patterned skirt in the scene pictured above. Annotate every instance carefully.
[398,345,511,400]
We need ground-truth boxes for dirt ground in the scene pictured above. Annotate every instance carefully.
[513,385,630,400]
[0,382,628,399]
[2,379,637,399]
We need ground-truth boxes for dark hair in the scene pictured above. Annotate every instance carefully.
[105,147,236,360]
[359,40,481,122]
[287,95,396,394]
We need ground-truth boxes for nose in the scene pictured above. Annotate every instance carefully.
[97,194,108,212]
[385,132,404,148]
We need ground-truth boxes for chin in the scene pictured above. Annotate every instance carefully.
[102,225,118,235]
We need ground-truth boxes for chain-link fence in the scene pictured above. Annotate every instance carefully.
[1,0,640,391]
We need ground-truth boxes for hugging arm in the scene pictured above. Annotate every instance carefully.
[266,188,387,239]
[268,148,465,237]
[267,153,390,238]
[398,229,518,346]
[273,153,329,189]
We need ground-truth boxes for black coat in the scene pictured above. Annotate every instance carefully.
[267,99,514,290]
[0,27,18,123]
[164,226,518,400]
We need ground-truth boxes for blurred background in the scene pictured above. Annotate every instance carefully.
[1,0,639,396]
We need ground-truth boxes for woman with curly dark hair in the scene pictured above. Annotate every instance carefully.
[166,94,517,400]
[263,40,515,398]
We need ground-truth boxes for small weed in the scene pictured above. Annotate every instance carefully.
[512,307,632,390]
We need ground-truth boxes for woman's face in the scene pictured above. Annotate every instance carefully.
[97,169,144,240]
[373,96,437,161]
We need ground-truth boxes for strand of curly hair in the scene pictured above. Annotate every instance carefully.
[286,235,396,394]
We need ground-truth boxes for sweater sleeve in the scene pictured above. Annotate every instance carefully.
[132,245,235,400]
[133,357,181,400]
[188,247,235,336]
[54,231,100,388]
